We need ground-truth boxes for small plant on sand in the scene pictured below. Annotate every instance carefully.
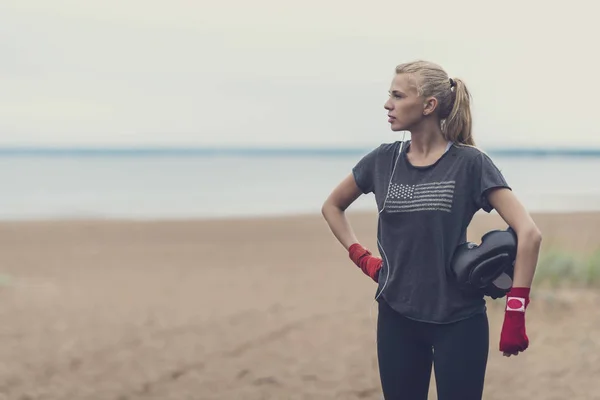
[533,248,600,288]
[583,249,600,287]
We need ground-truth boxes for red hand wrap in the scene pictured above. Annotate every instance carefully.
[348,243,382,283]
[499,287,531,354]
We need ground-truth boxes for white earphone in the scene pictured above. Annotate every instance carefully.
[369,131,406,336]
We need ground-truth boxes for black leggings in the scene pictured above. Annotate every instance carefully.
[377,298,489,400]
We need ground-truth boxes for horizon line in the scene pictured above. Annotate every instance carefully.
[1,145,600,157]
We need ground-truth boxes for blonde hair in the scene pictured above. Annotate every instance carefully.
[395,60,474,146]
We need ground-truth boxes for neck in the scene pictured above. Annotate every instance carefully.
[407,119,448,156]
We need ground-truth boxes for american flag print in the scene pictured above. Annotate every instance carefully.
[385,180,455,213]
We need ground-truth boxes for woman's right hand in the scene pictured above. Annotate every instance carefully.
[321,173,381,282]
[348,243,383,282]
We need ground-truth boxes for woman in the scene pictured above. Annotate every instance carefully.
[321,60,542,400]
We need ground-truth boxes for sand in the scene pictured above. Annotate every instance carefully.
[1,211,599,400]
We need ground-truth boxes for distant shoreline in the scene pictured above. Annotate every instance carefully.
[1,146,600,158]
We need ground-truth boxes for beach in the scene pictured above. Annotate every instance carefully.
[1,211,599,400]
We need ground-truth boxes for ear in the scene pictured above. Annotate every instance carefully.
[423,97,438,116]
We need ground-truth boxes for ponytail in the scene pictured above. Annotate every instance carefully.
[443,77,474,146]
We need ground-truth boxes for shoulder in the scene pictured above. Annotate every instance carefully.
[451,143,494,164]
[379,141,403,155]
[451,143,485,158]
[355,141,403,162]
[370,141,404,157]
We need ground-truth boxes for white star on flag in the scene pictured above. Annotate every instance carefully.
[389,183,415,199]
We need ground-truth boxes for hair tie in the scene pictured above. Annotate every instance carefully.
[449,78,456,88]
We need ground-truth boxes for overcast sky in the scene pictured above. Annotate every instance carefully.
[2,0,599,148]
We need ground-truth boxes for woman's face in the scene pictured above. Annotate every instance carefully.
[384,73,426,132]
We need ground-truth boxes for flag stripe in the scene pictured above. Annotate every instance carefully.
[413,189,454,195]
[387,206,452,213]
[387,201,453,208]
[414,183,455,190]
[414,180,455,187]
[391,189,454,197]
[411,194,454,199]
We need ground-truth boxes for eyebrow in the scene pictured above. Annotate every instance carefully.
[389,90,405,96]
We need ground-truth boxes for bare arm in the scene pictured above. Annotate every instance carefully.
[321,173,364,250]
[488,188,543,288]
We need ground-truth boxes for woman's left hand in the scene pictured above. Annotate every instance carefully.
[499,287,531,356]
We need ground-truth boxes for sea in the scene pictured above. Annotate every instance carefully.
[1,147,599,220]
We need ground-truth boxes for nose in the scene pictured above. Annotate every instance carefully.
[384,98,393,111]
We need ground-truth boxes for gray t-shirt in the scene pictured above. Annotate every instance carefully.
[352,140,511,323]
